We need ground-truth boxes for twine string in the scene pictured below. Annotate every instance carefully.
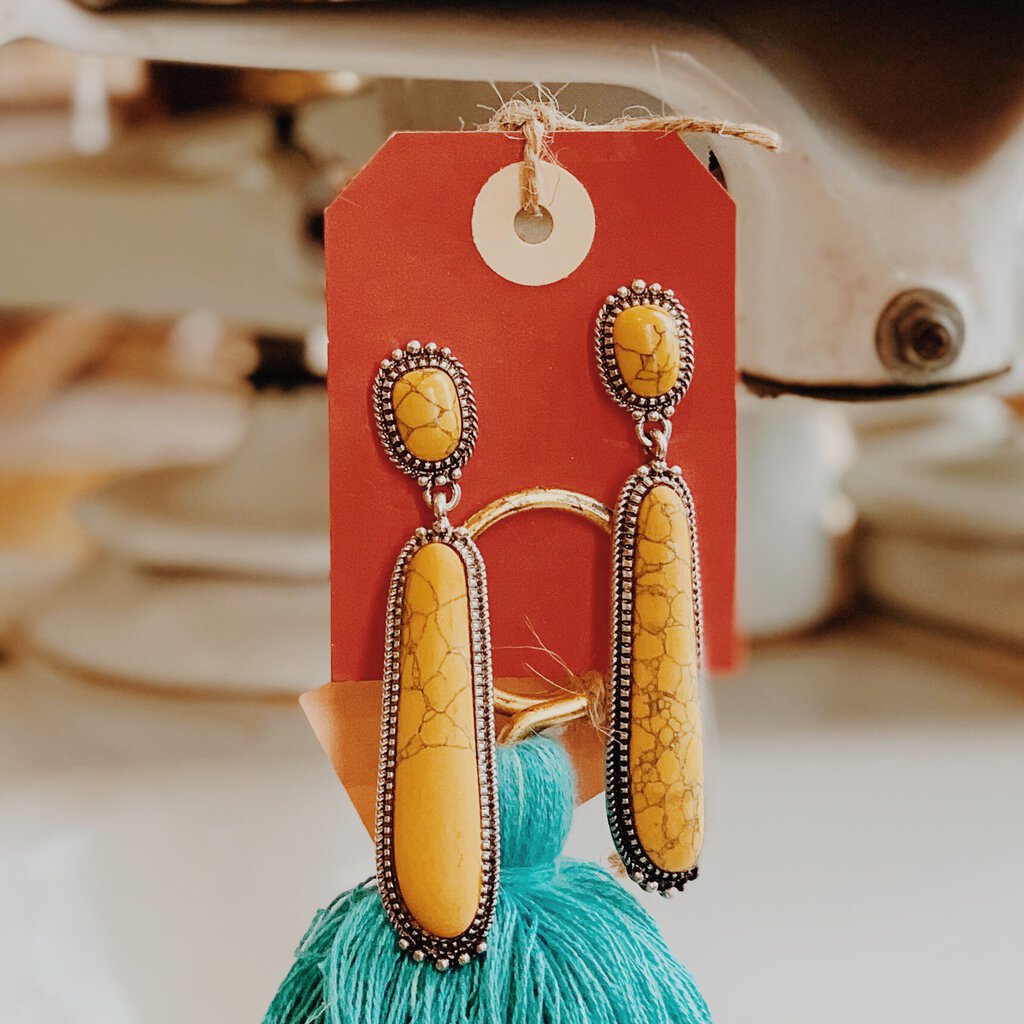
[518,620,610,733]
[481,97,780,216]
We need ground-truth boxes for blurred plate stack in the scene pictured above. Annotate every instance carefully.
[21,388,330,695]
[846,395,1023,649]
[0,308,252,636]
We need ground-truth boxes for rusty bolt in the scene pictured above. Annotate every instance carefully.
[876,289,964,374]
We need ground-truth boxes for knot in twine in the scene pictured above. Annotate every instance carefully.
[522,627,610,732]
[576,668,609,731]
[481,97,780,216]
[516,618,610,733]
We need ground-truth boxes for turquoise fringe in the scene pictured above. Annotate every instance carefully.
[265,737,712,1024]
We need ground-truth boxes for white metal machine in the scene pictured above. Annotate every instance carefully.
[3,0,1022,395]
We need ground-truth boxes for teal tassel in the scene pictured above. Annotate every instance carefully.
[265,737,711,1023]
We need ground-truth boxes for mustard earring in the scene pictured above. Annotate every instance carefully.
[372,341,498,969]
[595,280,704,895]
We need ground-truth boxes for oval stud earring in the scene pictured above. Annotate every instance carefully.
[372,341,497,969]
[595,280,704,896]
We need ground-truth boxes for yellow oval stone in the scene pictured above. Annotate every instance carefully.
[612,304,681,398]
[391,368,462,462]
[628,484,703,873]
[392,542,482,938]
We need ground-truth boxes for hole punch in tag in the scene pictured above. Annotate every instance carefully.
[472,160,596,286]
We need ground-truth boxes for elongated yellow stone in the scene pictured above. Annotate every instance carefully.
[613,304,681,398]
[392,542,482,938]
[391,368,462,462]
[629,484,703,873]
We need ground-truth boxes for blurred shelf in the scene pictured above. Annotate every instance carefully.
[2,1,655,77]
[0,0,769,132]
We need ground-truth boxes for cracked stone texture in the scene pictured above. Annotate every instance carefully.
[628,484,703,873]
[392,541,482,938]
[391,368,462,462]
[612,303,681,398]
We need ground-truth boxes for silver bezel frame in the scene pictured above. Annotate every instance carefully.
[595,280,694,416]
[373,341,478,486]
[375,524,499,969]
[605,464,703,893]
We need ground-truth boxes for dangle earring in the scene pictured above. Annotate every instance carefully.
[372,341,498,968]
[596,280,704,895]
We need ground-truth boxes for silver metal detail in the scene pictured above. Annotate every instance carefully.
[635,416,672,461]
[424,480,462,522]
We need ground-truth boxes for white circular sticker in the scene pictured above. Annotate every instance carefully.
[471,160,596,287]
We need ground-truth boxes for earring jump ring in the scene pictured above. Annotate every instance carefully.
[463,487,611,538]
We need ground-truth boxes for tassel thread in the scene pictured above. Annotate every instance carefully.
[265,737,711,1024]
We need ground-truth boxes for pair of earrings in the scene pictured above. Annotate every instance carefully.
[371,280,703,969]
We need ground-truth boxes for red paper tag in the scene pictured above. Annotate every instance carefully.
[326,131,738,692]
